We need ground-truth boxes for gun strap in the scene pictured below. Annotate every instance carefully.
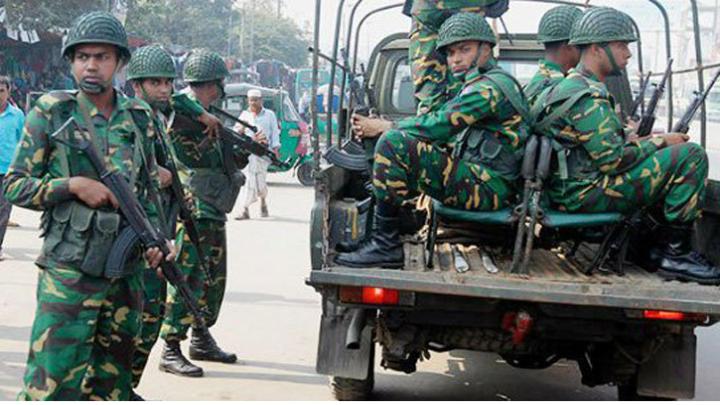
[478,68,531,123]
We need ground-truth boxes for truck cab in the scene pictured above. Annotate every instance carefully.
[307,16,720,402]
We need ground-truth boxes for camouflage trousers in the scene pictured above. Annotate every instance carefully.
[18,266,142,401]
[131,267,167,387]
[550,143,708,223]
[410,3,485,112]
[160,219,227,342]
[373,130,513,210]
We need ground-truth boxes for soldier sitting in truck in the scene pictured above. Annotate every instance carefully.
[524,5,583,106]
[335,13,530,269]
[533,7,720,284]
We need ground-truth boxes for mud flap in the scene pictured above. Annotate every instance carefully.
[637,331,696,399]
[316,304,374,380]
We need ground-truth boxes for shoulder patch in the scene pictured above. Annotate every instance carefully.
[35,91,77,113]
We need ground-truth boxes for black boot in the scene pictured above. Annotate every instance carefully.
[158,341,204,377]
[650,224,720,285]
[335,212,404,268]
[189,327,238,363]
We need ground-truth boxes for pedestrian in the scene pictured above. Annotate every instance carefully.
[3,12,174,400]
[0,75,24,261]
[235,88,281,220]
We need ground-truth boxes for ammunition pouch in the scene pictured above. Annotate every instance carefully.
[457,128,521,180]
[190,169,246,213]
[40,200,123,277]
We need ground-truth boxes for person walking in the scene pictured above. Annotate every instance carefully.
[235,88,280,220]
[0,76,25,261]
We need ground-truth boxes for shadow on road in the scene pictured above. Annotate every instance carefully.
[267,181,309,190]
[0,350,26,401]
[372,350,615,401]
[203,370,326,386]
[0,326,31,343]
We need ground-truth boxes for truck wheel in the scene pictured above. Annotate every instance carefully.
[296,161,314,187]
[330,344,375,400]
[617,378,676,401]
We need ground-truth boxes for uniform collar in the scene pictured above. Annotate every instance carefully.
[574,63,602,82]
[540,59,563,74]
[465,58,498,82]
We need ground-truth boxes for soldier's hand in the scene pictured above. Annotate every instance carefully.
[69,177,119,209]
[146,240,176,273]
[352,114,392,140]
[660,133,690,146]
[198,112,222,139]
[158,166,172,189]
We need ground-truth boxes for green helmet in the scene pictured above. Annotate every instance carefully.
[537,6,584,44]
[569,7,638,46]
[127,45,177,81]
[183,49,229,83]
[436,12,496,51]
[62,11,130,62]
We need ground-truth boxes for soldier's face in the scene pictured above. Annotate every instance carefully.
[604,42,632,71]
[447,41,482,75]
[133,78,173,110]
[71,44,120,93]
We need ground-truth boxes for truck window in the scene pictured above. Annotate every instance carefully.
[497,60,539,86]
[391,58,416,114]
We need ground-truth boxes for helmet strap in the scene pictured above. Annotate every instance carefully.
[602,44,622,77]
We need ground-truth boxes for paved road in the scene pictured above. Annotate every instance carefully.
[0,172,718,400]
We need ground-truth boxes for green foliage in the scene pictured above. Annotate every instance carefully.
[236,4,310,68]
[5,0,107,30]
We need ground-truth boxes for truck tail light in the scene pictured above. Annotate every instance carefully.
[642,310,708,322]
[340,286,400,305]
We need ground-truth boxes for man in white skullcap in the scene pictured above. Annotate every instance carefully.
[235,88,281,219]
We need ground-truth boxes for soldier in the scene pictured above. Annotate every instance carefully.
[524,5,583,106]
[125,44,222,397]
[336,13,530,268]
[159,49,239,377]
[534,7,720,284]
[409,0,508,113]
[3,12,173,400]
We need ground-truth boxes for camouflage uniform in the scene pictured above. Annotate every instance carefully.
[160,51,232,345]
[336,12,529,269]
[524,6,584,106]
[409,0,504,112]
[5,89,160,400]
[537,66,706,223]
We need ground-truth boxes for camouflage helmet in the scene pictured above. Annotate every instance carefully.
[436,12,496,51]
[127,45,177,81]
[537,6,584,44]
[62,11,130,62]
[183,49,229,83]
[569,7,638,46]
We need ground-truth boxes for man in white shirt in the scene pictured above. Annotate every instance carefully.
[235,88,281,219]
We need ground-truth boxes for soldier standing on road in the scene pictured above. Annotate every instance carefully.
[524,5,583,106]
[3,12,173,400]
[336,13,530,268]
[235,88,280,220]
[159,49,240,377]
[125,44,222,397]
[534,7,720,284]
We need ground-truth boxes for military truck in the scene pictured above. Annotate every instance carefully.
[306,0,720,400]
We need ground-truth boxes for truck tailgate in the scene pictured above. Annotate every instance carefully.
[309,244,720,314]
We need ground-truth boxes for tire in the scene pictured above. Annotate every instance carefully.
[296,161,315,187]
[330,343,375,401]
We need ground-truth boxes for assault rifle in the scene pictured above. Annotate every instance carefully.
[672,69,720,134]
[154,125,214,284]
[637,58,673,136]
[51,116,210,332]
[172,108,290,169]
[629,71,652,121]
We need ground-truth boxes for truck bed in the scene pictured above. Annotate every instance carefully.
[310,242,720,314]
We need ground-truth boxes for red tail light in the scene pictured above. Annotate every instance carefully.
[642,310,707,322]
[340,286,400,305]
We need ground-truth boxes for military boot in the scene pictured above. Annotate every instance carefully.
[649,224,720,285]
[158,341,204,377]
[334,212,404,268]
[189,328,238,363]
